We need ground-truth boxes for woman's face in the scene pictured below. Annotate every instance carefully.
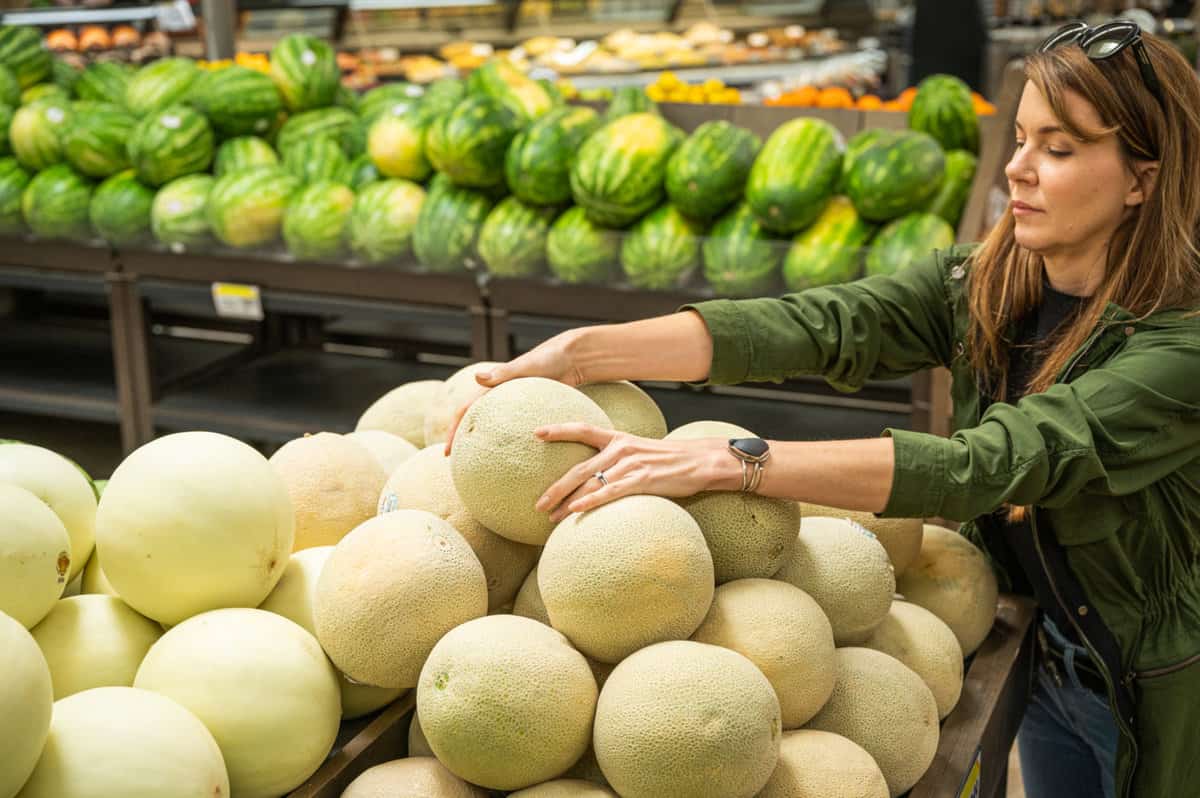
[1005,82,1147,258]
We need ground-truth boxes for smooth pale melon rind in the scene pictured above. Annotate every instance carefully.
[664,419,754,440]
[356,379,446,447]
[0,611,53,798]
[756,729,889,798]
[578,381,667,439]
[862,599,964,719]
[797,502,923,576]
[510,778,620,797]
[340,757,487,798]
[424,362,502,446]
[344,430,419,477]
[79,550,118,597]
[0,482,71,629]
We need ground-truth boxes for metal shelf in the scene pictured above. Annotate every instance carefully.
[0,321,119,424]
[0,5,160,26]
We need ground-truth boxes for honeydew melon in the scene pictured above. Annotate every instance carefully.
[0,482,71,628]
[0,611,52,798]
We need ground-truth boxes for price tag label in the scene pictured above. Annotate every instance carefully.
[156,0,197,32]
[211,282,263,321]
[958,745,982,798]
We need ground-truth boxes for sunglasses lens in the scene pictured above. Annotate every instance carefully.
[1041,26,1084,52]
[1085,35,1128,58]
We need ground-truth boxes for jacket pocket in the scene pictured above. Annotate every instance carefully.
[1131,654,1200,797]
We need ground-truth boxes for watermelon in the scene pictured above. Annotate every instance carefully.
[745,118,844,235]
[620,204,702,290]
[571,112,683,228]
[62,106,136,178]
[837,128,899,193]
[0,156,31,233]
[546,205,619,285]
[665,120,761,222]
[128,105,214,187]
[341,153,380,190]
[419,78,465,119]
[504,104,600,206]
[702,202,784,297]
[466,57,554,121]
[783,196,874,291]
[538,78,563,105]
[282,180,355,260]
[207,167,300,248]
[367,114,430,181]
[605,86,657,121]
[412,173,494,272]
[151,173,214,250]
[922,149,977,226]
[9,99,72,170]
[74,62,131,107]
[358,82,423,124]
[51,57,80,95]
[125,58,200,117]
[0,26,52,89]
[190,65,283,139]
[909,74,980,154]
[845,130,945,223]
[866,211,956,277]
[477,196,557,277]
[276,107,362,156]
[0,63,19,106]
[22,163,92,240]
[0,103,12,156]
[347,178,425,263]
[21,83,66,105]
[425,96,521,189]
[214,136,279,177]
[89,169,155,245]
[334,83,359,113]
[269,33,339,112]
[282,136,348,185]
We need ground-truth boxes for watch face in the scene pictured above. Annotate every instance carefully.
[730,437,769,458]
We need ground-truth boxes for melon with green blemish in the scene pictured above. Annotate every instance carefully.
[862,599,964,719]
[340,757,486,798]
[578,381,667,439]
[757,730,889,798]
[356,379,444,447]
[797,502,924,576]
[0,611,53,798]
[0,482,70,629]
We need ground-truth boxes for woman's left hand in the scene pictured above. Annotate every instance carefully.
[534,423,739,523]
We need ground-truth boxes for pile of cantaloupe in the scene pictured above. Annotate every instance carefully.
[0,363,999,798]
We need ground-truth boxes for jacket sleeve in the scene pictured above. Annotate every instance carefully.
[881,328,1200,522]
[681,251,957,391]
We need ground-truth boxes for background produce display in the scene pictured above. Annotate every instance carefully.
[0,367,1001,797]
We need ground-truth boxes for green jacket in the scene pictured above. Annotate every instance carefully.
[686,245,1200,798]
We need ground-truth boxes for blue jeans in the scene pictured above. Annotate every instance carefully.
[1018,618,1119,798]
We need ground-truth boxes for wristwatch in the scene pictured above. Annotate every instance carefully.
[728,437,770,493]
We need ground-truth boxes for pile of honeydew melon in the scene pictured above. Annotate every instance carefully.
[0,366,998,798]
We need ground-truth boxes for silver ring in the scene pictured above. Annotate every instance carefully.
[594,471,608,486]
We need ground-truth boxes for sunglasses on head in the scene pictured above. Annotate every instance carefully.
[1038,21,1166,110]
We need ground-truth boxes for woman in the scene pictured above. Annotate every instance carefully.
[449,23,1200,798]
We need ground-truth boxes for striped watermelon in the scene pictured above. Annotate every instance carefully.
[909,74,980,154]
[125,58,200,117]
[620,204,702,290]
[334,83,359,113]
[477,196,557,277]
[276,107,362,156]
[546,205,619,285]
[367,114,430,181]
[466,57,554,121]
[89,169,155,245]
[412,173,495,272]
[425,96,521,189]
[922,149,977,226]
[282,136,348,185]
[348,178,425,263]
[571,112,683,228]
[866,211,955,277]
[504,104,600,206]
[341,154,380,190]
[666,120,761,221]
[151,173,214,250]
[269,33,339,113]
[0,63,19,106]
[0,104,12,157]
[358,82,423,124]
[62,106,136,178]
[21,83,68,105]
[0,156,31,233]
[9,99,72,170]
[51,58,81,95]
[282,180,355,259]
[702,201,784,297]
[783,196,874,291]
[214,136,279,177]
[0,26,51,89]
[746,118,844,235]
[22,163,92,240]
[128,105,214,187]
[421,78,465,118]
[845,130,945,223]
[605,86,657,121]
[207,167,300,248]
[838,128,899,192]
[190,65,283,139]
[74,62,131,107]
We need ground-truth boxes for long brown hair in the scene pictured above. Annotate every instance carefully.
[967,32,1200,399]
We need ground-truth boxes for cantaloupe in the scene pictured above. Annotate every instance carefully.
[345,429,419,476]
[424,362,501,446]
[774,516,894,645]
[15,686,229,798]
[862,600,964,719]
[512,565,551,625]
[257,547,406,719]
[897,524,999,656]
[578,381,667,438]
[451,377,613,545]
[381,445,539,610]
[340,757,486,798]
[757,730,889,798]
[314,510,487,688]
[133,608,341,798]
[94,431,293,626]
[356,379,446,447]
[0,482,71,628]
[539,495,714,663]
[804,648,939,798]
[79,551,116,597]
[690,578,835,729]
[0,442,96,581]
[510,779,619,797]
[0,611,52,798]
[269,432,387,551]
[797,502,923,576]
[30,595,162,700]
[593,640,781,798]
[408,712,434,757]
[417,614,598,791]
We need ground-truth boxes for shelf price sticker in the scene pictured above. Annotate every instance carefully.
[156,0,196,32]
[958,745,982,798]
[211,282,263,321]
